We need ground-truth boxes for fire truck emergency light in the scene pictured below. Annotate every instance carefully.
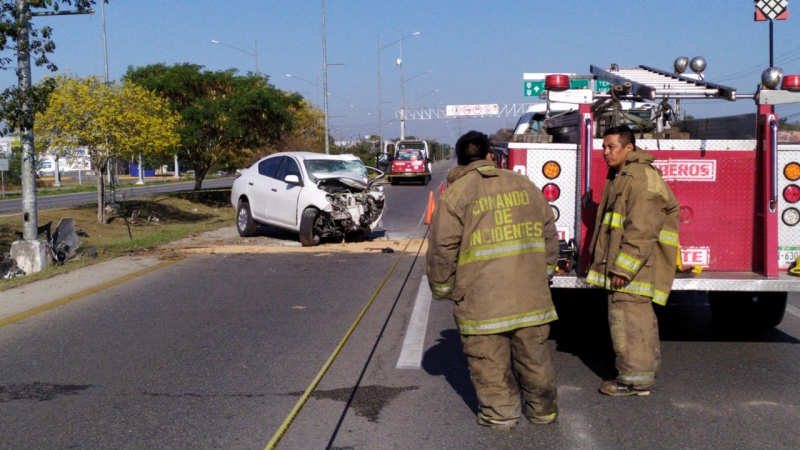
[545,74,570,91]
[782,75,800,91]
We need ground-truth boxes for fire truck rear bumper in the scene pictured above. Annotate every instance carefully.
[552,272,800,292]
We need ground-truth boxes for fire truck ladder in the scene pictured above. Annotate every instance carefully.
[590,65,737,101]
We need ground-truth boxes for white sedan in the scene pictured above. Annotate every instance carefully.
[230,152,386,246]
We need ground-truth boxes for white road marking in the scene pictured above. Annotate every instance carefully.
[786,303,800,319]
[396,276,432,369]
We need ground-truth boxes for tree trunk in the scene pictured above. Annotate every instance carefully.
[193,165,210,191]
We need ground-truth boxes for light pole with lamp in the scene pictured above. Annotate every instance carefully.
[321,0,345,154]
[414,89,439,105]
[399,69,432,139]
[377,32,419,147]
[286,74,320,107]
[211,39,258,73]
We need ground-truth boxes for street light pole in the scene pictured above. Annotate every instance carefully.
[321,0,344,154]
[286,74,319,107]
[12,1,93,274]
[322,0,329,154]
[211,39,258,73]
[377,31,419,145]
[399,69,432,140]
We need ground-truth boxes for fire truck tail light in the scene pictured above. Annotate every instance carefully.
[784,162,800,181]
[542,161,561,179]
[542,183,560,201]
[551,205,560,221]
[781,75,800,91]
[784,185,800,203]
[782,208,800,226]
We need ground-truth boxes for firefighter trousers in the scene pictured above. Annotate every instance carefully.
[607,291,661,387]
[460,325,557,422]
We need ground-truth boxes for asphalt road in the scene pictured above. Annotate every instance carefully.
[0,178,234,214]
[2,160,800,449]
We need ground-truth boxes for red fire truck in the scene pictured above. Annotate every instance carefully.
[491,60,800,328]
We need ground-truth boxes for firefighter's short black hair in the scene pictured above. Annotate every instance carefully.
[455,130,489,166]
[604,125,636,149]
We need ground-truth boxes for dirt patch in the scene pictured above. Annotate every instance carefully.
[155,225,429,256]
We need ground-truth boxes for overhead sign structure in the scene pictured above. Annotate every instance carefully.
[446,104,499,117]
[755,0,789,20]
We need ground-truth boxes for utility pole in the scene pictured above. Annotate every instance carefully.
[11,1,94,275]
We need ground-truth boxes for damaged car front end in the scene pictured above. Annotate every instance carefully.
[315,171,386,237]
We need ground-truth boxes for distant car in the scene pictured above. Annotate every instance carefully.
[230,152,386,246]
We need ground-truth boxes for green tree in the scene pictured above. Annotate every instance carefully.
[34,74,180,223]
[278,100,325,155]
[123,63,303,190]
[0,1,102,134]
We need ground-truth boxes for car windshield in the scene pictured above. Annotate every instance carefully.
[395,149,425,161]
[304,159,367,183]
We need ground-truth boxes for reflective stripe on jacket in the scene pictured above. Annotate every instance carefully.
[426,159,559,335]
[587,149,680,305]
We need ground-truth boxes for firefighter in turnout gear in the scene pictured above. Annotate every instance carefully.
[587,125,680,396]
[427,131,560,430]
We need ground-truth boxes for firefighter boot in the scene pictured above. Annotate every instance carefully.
[599,380,651,396]
[477,412,518,431]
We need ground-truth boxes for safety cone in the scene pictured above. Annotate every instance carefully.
[438,181,445,197]
[424,191,436,225]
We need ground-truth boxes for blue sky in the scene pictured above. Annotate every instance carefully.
[2,0,800,146]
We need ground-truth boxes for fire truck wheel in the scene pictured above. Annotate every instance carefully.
[708,291,788,329]
[390,178,398,186]
[421,176,430,186]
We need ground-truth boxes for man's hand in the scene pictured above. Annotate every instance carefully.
[610,274,629,289]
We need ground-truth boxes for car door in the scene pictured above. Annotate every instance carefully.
[267,156,303,228]
[249,156,283,222]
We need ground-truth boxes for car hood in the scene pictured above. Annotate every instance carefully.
[313,171,369,190]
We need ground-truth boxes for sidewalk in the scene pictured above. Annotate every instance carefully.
[0,226,240,323]
[0,255,166,322]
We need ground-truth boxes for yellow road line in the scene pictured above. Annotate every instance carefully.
[0,259,181,329]
[264,211,429,450]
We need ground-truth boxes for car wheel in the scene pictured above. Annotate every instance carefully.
[237,200,257,237]
[299,207,322,246]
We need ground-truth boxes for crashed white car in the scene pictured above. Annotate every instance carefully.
[230,152,386,246]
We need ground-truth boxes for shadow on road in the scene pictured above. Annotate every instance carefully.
[421,329,478,415]
[550,289,800,380]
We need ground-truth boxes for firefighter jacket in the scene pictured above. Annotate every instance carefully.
[587,149,680,305]
[426,159,559,335]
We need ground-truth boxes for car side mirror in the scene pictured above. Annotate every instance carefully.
[284,174,302,185]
